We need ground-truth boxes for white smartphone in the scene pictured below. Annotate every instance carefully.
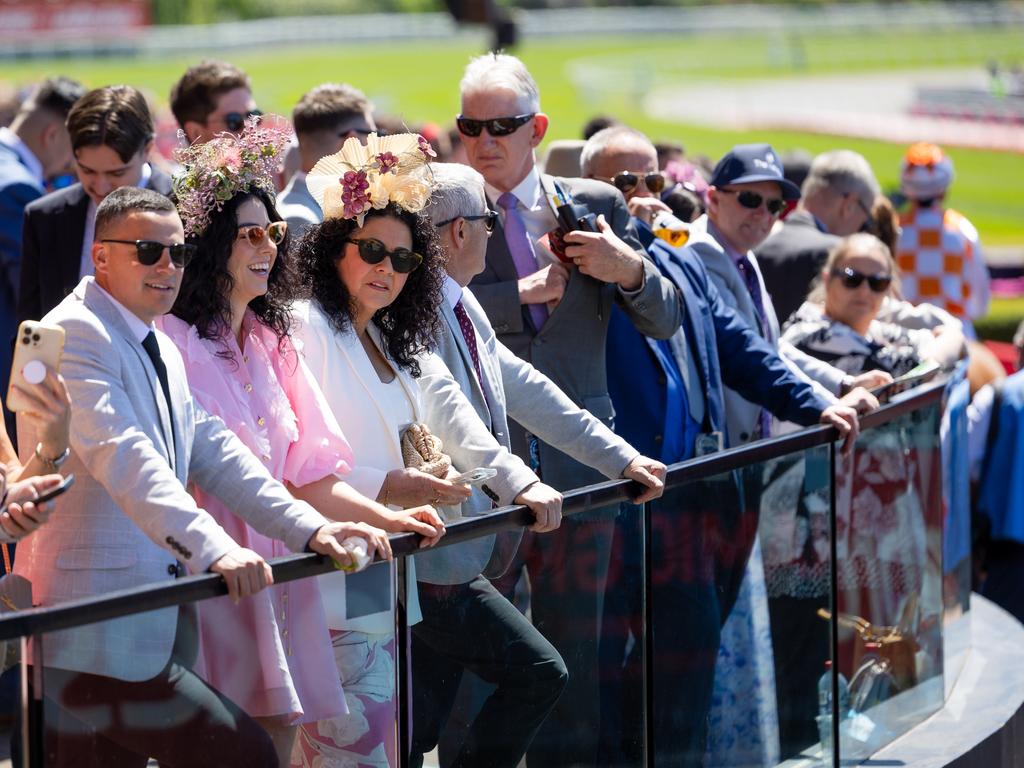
[6,321,65,412]
[451,467,498,486]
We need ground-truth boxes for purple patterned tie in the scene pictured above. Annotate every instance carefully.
[736,254,774,439]
[497,191,548,331]
[453,300,485,392]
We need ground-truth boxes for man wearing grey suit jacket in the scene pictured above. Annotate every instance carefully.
[408,164,666,767]
[459,53,677,766]
[13,187,386,768]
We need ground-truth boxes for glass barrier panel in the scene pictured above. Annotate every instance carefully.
[23,560,399,768]
[419,498,646,768]
[834,402,945,763]
[941,367,972,699]
[645,444,833,768]
[595,501,648,767]
[756,444,835,768]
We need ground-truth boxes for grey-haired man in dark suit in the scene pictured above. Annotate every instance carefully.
[459,52,678,767]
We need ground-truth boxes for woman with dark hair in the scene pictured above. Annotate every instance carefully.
[290,135,473,766]
[159,124,445,766]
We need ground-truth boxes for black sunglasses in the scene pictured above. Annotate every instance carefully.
[456,113,534,138]
[435,210,498,233]
[606,171,666,196]
[831,266,892,293]
[346,238,423,274]
[219,109,263,133]
[101,239,197,268]
[720,188,786,217]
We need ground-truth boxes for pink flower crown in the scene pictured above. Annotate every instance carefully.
[305,133,436,227]
[172,116,293,237]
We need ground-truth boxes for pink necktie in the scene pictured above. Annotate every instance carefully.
[497,191,548,331]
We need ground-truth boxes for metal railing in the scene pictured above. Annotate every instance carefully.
[0,376,951,767]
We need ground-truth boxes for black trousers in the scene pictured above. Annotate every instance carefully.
[410,575,566,768]
[600,475,756,768]
[16,609,277,768]
[491,514,616,768]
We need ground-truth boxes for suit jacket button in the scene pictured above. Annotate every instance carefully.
[167,564,178,576]
[740,432,749,441]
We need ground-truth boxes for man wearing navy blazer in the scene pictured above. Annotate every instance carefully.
[582,127,863,767]
[459,53,680,767]
[18,85,173,325]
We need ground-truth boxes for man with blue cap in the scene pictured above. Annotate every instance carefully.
[682,143,873,447]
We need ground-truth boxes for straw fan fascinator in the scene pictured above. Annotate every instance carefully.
[305,133,436,227]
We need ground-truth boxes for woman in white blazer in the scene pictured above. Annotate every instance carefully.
[290,203,471,767]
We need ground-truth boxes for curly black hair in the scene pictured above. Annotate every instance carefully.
[171,186,295,361]
[294,204,446,377]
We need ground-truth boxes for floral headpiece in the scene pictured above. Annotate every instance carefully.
[172,116,292,237]
[305,133,435,227]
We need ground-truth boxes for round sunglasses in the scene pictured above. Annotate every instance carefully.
[603,171,666,196]
[237,221,288,247]
[101,239,197,268]
[455,113,535,138]
[719,188,786,217]
[346,238,423,274]
[830,266,892,293]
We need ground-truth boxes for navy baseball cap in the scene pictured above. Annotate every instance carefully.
[710,143,802,200]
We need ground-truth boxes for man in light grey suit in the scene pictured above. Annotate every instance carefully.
[681,143,879,448]
[408,163,666,768]
[278,83,377,237]
[13,187,390,768]
[459,53,679,766]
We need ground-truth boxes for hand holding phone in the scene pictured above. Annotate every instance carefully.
[451,467,497,487]
[6,321,65,413]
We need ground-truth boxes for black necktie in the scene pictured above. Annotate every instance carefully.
[142,331,175,447]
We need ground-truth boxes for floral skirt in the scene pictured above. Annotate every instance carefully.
[291,630,397,768]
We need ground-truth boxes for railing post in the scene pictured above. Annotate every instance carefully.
[829,441,840,767]
[21,634,44,768]
[395,557,410,768]
[642,501,654,768]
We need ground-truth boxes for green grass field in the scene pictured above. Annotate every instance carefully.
[3,28,1022,245]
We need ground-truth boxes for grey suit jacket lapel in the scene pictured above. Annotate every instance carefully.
[80,281,177,470]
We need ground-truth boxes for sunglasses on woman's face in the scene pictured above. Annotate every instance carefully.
[237,221,287,247]
[455,113,535,138]
[101,239,197,268]
[606,171,666,196]
[219,109,263,133]
[346,238,423,274]
[831,266,892,293]
[719,188,786,217]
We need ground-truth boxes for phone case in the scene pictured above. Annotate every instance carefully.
[6,321,65,412]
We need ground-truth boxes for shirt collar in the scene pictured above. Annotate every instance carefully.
[90,278,155,343]
[486,164,543,210]
[138,162,153,189]
[0,126,44,184]
[706,218,748,264]
[442,274,463,310]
